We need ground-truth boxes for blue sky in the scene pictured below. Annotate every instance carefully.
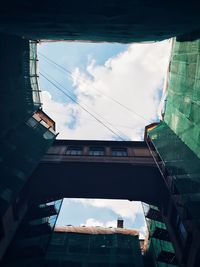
[38,40,171,235]
[38,40,171,141]
[56,199,146,237]
[57,199,144,228]
[38,42,127,103]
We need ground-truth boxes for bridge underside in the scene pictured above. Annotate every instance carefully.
[29,161,166,206]
[0,1,200,42]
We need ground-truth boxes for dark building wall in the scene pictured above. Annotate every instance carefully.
[29,140,166,206]
[0,34,36,137]
[0,1,200,42]
[1,199,63,267]
[0,112,57,260]
[0,34,57,260]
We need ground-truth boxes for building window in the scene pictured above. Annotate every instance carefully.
[66,146,82,156]
[89,147,105,156]
[112,148,128,157]
[46,146,64,155]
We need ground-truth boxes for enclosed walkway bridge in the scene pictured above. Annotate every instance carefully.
[29,140,166,206]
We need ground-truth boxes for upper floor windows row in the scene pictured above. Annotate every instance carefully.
[89,147,105,156]
[112,148,128,157]
[66,146,82,156]
[67,146,127,157]
[49,146,128,157]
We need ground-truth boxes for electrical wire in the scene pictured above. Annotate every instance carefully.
[38,52,149,123]
[40,72,128,141]
[40,69,131,140]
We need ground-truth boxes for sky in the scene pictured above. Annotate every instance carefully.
[38,40,171,236]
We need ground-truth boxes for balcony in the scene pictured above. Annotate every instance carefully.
[157,250,177,265]
[22,222,52,238]
[152,227,170,242]
[146,207,163,222]
[26,204,57,221]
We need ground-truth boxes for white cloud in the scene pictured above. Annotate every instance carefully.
[81,218,103,227]
[41,40,171,140]
[41,90,79,139]
[138,225,148,239]
[81,218,117,228]
[69,198,143,221]
[81,217,147,237]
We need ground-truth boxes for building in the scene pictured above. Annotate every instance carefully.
[144,38,200,267]
[28,139,165,206]
[0,3,200,267]
[0,138,178,267]
[2,219,146,267]
[0,139,169,267]
[43,224,144,267]
[2,199,63,267]
[143,203,178,267]
[0,38,57,260]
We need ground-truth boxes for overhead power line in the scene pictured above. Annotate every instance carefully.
[38,52,149,123]
[40,72,128,141]
[40,69,131,140]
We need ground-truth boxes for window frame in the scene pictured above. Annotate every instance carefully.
[66,146,83,156]
[111,148,128,157]
[89,147,105,156]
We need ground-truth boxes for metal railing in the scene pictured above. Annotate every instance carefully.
[23,40,42,114]
[29,41,42,109]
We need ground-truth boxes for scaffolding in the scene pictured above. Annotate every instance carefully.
[29,41,42,109]
[44,226,144,267]
[164,38,200,159]
[143,203,177,267]
[145,37,200,223]
[2,199,63,267]
[147,121,200,222]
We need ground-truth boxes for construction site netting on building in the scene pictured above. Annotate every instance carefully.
[146,38,200,223]
[143,203,177,267]
[43,226,144,267]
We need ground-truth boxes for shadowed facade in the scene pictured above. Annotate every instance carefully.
[0,1,200,42]
[29,140,166,206]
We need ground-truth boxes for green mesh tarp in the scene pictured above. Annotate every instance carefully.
[43,232,143,267]
[148,238,176,267]
[44,232,144,267]
[148,122,200,221]
[143,204,176,267]
[164,38,200,159]
[148,38,200,223]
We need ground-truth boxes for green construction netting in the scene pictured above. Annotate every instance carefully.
[143,204,176,267]
[164,38,200,159]
[148,239,176,267]
[45,232,144,267]
[149,220,175,266]
[148,122,200,222]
